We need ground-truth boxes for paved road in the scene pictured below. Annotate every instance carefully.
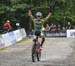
[0,38,75,66]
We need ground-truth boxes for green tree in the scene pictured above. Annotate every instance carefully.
[0,0,75,33]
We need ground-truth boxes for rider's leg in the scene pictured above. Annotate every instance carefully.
[33,31,38,42]
[40,36,45,47]
[40,32,45,47]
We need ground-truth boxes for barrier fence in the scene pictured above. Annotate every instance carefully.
[67,29,75,38]
[0,28,27,49]
[45,29,75,38]
[45,32,66,37]
[0,29,75,49]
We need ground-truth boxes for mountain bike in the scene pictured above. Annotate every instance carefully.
[32,35,41,62]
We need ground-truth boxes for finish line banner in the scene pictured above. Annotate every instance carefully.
[67,29,75,38]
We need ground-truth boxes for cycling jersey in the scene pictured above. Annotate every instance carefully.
[33,19,45,32]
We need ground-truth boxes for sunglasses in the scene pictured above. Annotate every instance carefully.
[37,16,41,18]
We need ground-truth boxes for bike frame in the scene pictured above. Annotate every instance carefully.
[33,35,41,53]
[32,35,41,62]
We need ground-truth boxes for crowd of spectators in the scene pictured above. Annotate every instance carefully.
[45,22,74,33]
[0,19,74,34]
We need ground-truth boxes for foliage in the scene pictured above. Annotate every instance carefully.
[0,0,75,32]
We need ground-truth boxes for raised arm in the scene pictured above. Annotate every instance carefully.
[44,7,52,22]
[44,12,52,22]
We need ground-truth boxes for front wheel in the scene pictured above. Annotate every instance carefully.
[32,43,41,62]
[37,51,41,61]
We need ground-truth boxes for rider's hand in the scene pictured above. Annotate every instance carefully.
[28,6,32,11]
[49,6,53,13]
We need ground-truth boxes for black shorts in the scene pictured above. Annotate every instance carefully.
[35,31,41,36]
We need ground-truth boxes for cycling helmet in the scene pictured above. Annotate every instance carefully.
[36,12,42,17]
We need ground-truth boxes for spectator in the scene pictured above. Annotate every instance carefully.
[57,24,61,33]
[62,26,66,33]
[45,24,50,31]
[50,23,56,33]
[50,23,54,31]
[4,20,12,32]
[66,22,72,29]
[16,22,21,29]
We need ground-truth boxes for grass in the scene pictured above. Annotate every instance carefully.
[0,47,6,51]
[16,37,30,44]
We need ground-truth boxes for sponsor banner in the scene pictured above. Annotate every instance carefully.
[0,35,5,48]
[19,28,27,38]
[2,33,12,47]
[67,29,75,38]
[45,32,66,37]
[8,32,16,44]
[14,30,22,42]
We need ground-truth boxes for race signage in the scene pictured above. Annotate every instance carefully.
[0,35,5,48]
[67,29,75,38]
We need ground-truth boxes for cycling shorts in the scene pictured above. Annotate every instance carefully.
[34,31,44,37]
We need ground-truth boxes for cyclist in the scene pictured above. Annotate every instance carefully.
[28,7,52,48]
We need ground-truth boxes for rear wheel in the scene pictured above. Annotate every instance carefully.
[32,44,36,62]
